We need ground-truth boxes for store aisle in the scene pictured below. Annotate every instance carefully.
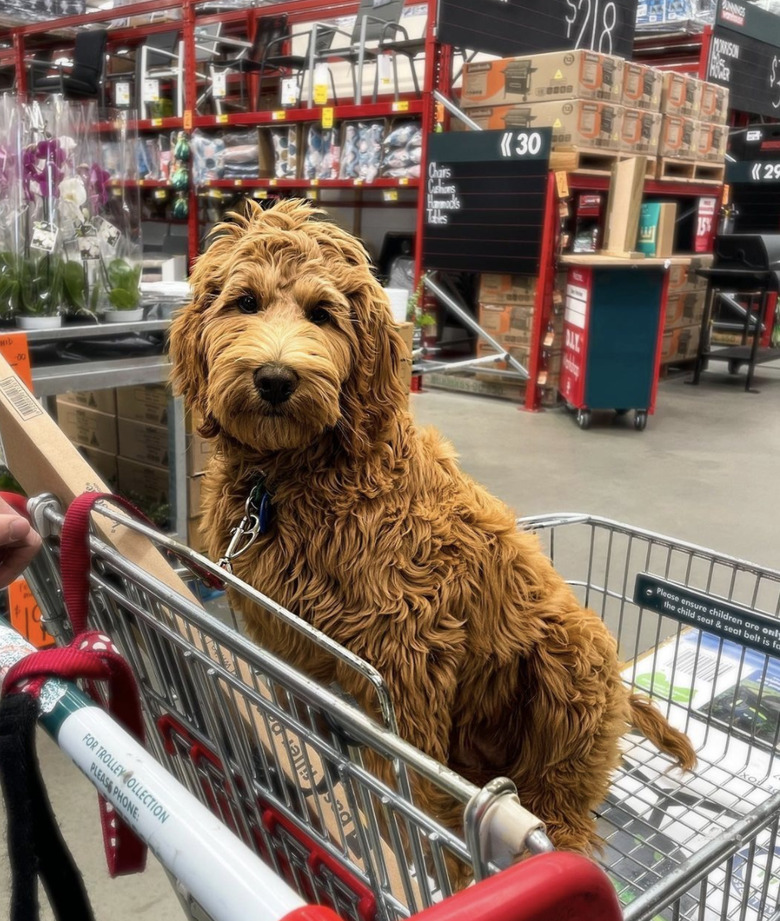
[2,365,778,920]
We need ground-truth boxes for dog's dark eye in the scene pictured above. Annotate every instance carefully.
[237,294,258,314]
[309,305,331,325]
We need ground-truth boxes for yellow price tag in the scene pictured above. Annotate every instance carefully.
[269,179,277,186]
[154,189,168,200]
[138,179,145,187]
[313,83,328,105]
[234,179,243,187]
[151,118,162,127]
[383,189,399,202]
[353,179,363,187]
[253,189,268,199]
[183,110,193,131]
[272,110,286,121]
[399,177,409,186]
[392,100,410,112]
[217,114,228,124]
[321,107,334,129]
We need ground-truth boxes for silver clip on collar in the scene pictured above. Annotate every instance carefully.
[218,486,264,574]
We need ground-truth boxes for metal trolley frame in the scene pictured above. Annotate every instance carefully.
[4,497,780,921]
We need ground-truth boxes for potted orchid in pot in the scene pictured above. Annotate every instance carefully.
[59,161,143,323]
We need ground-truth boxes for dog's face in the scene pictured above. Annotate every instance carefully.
[169,200,408,455]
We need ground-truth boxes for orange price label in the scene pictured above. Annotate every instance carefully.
[8,578,54,649]
[0,332,32,389]
[183,109,193,131]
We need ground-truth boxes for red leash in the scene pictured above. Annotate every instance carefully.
[2,492,148,876]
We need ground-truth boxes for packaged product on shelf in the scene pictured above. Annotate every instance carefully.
[303,124,340,180]
[191,131,226,184]
[461,50,623,108]
[339,122,384,182]
[380,122,422,180]
[660,71,701,118]
[269,126,300,180]
[699,82,729,125]
[221,130,261,180]
[459,100,623,151]
[694,122,728,162]
[618,107,662,155]
[621,62,663,112]
[658,114,698,160]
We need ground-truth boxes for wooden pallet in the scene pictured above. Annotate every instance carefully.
[551,148,657,177]
[656,158,725,184]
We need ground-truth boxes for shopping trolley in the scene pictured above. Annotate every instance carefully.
[3,495,780,921]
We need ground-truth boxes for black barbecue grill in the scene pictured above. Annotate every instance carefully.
[502,106,536,129]
[503,60,536,97]
[691,234,780,392]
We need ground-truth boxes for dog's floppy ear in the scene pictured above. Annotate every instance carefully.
[168,220,246,437]
[340,276,410,448]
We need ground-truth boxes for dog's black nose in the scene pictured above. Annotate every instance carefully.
[254,364,299,405]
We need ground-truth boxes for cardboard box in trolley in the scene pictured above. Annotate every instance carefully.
[619,107,662,155]
[461,99,623,150]
[621,61,663,111]
[461,50,624,108]
[658,114,698,160]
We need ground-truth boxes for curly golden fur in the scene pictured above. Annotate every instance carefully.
[169,199,695,855]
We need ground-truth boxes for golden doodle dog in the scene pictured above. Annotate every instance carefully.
[170,199,695,854]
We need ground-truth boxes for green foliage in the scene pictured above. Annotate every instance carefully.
[106,258,142,311]
[0,251,65,318]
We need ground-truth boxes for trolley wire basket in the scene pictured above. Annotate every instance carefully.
[522,513,780,921]
[5,496,780,921]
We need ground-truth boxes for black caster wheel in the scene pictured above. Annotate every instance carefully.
[634,410,648,431]
[576,409,591,430]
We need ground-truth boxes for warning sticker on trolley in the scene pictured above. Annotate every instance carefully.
[606,616,780,921]
[0,620,66,713]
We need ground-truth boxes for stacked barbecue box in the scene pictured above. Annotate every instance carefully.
[458,51,729,180]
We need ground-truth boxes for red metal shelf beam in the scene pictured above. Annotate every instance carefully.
[200,178,420,190]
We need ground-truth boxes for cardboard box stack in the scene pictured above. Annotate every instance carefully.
[460,51,625,152]
[461,52,729,173]
[56,385,214,550]
[661,256,712,365]
[475,273,564,405]
[56,390,119,489]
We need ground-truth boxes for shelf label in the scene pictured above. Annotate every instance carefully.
[212,70,227,99]
[154,189,168,200]
[217,114,229,124]
[272,110,287,121]
[321,106,334,129]
[183,110,193,131]
[269,179,277,186]
[234,179,243,187]
[253,189,268,199]
[151,118,162,128]
[115,81,130,107]
[354,179,363,187]
[308,189,319,200]
[399,177,409,186]
[392,100,410,112]
[383,189,399,202]
[143,78,160,103]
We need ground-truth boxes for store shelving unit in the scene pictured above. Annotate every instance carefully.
[2,0,730,416]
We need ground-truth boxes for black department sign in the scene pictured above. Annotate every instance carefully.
[708,0,780,117]
[423,129,551,275]
[437,0,638,58]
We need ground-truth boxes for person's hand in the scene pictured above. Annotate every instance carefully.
[0,496,41,589]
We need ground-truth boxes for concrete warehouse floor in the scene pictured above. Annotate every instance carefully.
[2,361,779,919]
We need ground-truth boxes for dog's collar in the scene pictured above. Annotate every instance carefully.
[217,477,273,574]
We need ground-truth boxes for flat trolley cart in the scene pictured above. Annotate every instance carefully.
[3,495,780,921]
